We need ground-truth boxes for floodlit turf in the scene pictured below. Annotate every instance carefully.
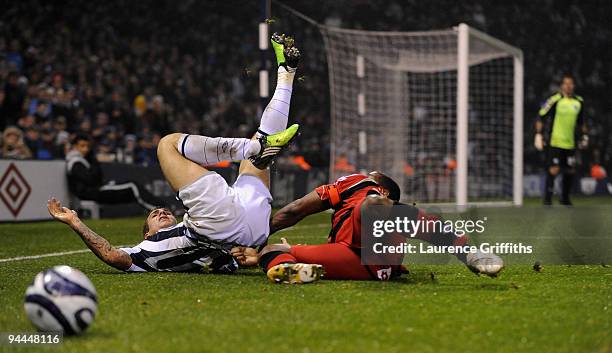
[0,199,611,353]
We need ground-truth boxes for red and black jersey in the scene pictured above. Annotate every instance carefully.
[315,174,405,280]
[315,174,384,248]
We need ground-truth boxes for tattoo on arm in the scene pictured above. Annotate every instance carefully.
[70,220,132,270]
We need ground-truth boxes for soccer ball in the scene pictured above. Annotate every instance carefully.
[466,250,504,277]
[24,265,97,335]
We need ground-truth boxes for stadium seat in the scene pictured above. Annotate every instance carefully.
[70,196,100,220]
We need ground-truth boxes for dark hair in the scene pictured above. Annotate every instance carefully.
[561,73,575,83]
[143,207,172,236]
[142,218,150,237]
[370,171,401,201]
[72,133,91,145]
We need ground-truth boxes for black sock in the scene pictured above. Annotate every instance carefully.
[259,251,286,273]
[544,172,555,204]
[561,173,573,204]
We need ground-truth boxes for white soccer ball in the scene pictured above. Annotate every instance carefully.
[466,250,504,277]
[24,265,97,335]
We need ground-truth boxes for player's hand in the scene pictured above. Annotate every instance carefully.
[47,198,79,226]
[280,237,305,246]
[230,247,259,267]
[534,133,544,151]
[578,134,589,149]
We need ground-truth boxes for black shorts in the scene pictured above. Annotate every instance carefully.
[546,147,576,169]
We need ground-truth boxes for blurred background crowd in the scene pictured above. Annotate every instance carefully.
[1,0,610,174]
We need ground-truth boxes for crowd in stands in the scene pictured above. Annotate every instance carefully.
[0,0,328,169]
[1,0,610,175]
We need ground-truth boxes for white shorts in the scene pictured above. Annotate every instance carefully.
[178,172,272,247]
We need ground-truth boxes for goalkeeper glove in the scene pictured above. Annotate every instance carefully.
[578,134,589,149]
[534,133,544,151]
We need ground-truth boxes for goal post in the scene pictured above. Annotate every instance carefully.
[456,24,524,207]
[513,51,524,207]
[321,23,524,206]
[456,23,469,207]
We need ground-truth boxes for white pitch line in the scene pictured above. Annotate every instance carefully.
[0,223,331,263]
[0,249,91,263]
[0,245,130,264]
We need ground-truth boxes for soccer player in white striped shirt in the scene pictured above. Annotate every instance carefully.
[46,33,301,273]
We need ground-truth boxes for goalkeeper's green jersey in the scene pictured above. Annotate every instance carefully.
[537,93,584,149]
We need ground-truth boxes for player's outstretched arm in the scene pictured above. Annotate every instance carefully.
[47,198,132,271]
[270,190,329,234]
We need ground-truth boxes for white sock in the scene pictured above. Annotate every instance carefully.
[177,134,260,165]
[257,66,295,136]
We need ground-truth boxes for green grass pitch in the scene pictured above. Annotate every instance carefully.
[0,199,610,353]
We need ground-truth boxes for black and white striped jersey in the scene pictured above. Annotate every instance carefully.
[119,222,238,273]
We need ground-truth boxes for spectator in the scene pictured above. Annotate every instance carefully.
[120,134,138,164]
[149,95,170,135]
[92,112,111,142]
[65,134,164,212]
[77,119,92,135]
[6,39,24,72]
[96,138,117,162]
[1,126,32,159]
[53,116,70,146]
[1,72,26,129]
[23,127,41,157]
[16,115,36,131]
[135,133,159,166]
[36,129,62,160]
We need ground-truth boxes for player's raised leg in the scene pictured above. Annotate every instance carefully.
[157,120,298,192]
[256,33,300,138]
[238,32,301,187]
[157,133,211,192]
[157,131,288,191]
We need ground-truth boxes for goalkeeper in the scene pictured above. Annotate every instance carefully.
[534,74,588,206]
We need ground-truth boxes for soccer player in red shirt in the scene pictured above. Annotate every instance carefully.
[235,171,503,283]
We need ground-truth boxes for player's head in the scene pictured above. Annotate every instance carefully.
[560,74,575,96]
[72,134,92,157]
[142,207,177,239]
[368,171,400,202]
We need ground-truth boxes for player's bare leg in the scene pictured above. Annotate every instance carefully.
[158,127,297,192]
[158,132,261,192]
[239,32,301,188]
[239,141,271,188]
[157,133,210,192]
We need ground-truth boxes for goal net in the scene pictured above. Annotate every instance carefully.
[321,24,523,206]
